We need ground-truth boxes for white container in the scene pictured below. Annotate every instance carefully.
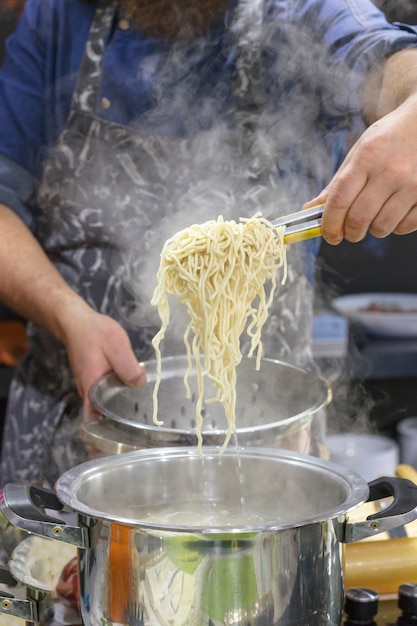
[397,417,417,468]
[326,433,399,481]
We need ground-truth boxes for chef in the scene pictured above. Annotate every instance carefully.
[1,0,417,486]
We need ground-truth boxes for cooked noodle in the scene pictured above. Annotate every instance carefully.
[151,214,287,453]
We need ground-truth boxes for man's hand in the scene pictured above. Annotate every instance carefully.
[61,306,147,420]
[308,96,417,244]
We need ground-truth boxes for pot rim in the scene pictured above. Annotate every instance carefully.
[88,355,332,436]
[55,446,369,534]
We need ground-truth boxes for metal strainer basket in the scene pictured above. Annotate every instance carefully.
[83,356,332,456]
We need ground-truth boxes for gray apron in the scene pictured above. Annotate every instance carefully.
[0,0,314,487]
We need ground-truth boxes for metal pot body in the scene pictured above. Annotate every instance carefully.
[82,356,331,457]
[2,447,417,626]
[78,517,344,626]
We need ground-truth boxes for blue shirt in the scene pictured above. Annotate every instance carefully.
[0,0,416,231]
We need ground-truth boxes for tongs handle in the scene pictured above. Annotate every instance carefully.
[271,204,324,245]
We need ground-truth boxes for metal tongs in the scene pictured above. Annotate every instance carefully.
[271,204,324,245]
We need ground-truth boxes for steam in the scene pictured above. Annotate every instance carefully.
[80,5,378,433]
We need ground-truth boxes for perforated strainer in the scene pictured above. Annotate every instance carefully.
[83,356,331,456]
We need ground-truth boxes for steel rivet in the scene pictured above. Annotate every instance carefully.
[370,521,379,530]
[53,525,63,536]
[1,599,11,610]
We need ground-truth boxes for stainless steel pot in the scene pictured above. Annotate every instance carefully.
[82,356,332,456]
[2,447,417,626]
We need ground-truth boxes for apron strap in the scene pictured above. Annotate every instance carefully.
[71,0,119,115]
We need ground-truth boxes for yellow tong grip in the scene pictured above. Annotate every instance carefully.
[284,224,322,245]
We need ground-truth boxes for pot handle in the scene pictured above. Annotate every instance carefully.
[338,476,417,543]
[0,566,42,623]
[0,483,87,548]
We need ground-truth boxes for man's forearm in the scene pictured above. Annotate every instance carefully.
[363,48,417,123]
[0,202,90,343]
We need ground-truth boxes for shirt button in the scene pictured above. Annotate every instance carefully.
[100,97,111,110]
[119,18,130,30]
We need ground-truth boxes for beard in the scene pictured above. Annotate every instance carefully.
[120,0,229,38]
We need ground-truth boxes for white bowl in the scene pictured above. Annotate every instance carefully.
[397,416,417,468]
[331,292,417,337]
[326,433,399,482]
[8,535,76,593]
